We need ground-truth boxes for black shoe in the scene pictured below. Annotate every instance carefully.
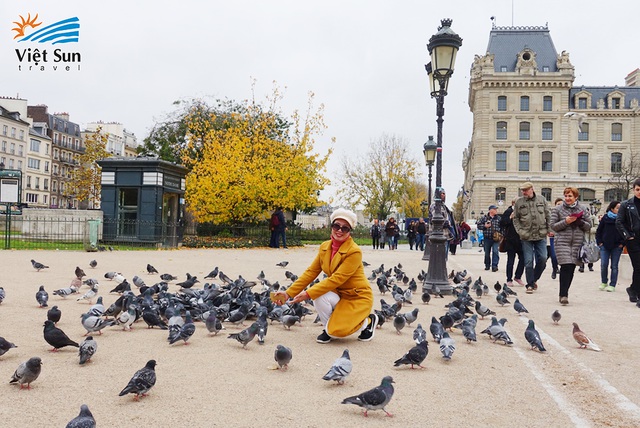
[589,267,594,272]
[491,267,498,272]
[316,330,332,344]
[551,269,557,280]
[484,266,490,271]
[627,287,638,303]
[579,266,584,273]
[358,314,378,342]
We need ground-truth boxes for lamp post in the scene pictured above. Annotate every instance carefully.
[422,18,462,295]
[422,135,437,261]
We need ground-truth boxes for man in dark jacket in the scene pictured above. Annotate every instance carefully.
[477,205,501,271]
[615,178,640,303]
[415,217,427,251]
[500,200,525,287]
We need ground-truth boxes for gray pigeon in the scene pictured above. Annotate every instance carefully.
[460,319,477,343]
[394,340,428,369]
[412,324,427,344]
[276,261,289,268]
[205,312,223,336]
[169,311,195,345]
[79,336,98,364]
[31,259,49,271]
[119,359,157,400]
[81,313,116,336]
[9,357,42,389]
[429,316,444,343]
[514,298,529,315]
[104,271,117,280]
[274,344,292,370]
[480,317,513,345]
[89,260,97,268]
[66,404,96,428]
[228,322,260,348]
[322,349,352,385]
[524,320,546,352]
[342,376,395,417]
[281,315,300,330]
[475,301,495,318]
[36,285,49,308]
[53,286,78,298]
[0,286,5,304]
[0,336,17,357]
[552,310,561,324]
[393,314,406,335]
[403,308,419,326]
[77,285,98,303]
[439,332,456,360]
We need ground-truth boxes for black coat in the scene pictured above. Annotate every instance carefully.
[499,206,521,253]
[596,214,624,250]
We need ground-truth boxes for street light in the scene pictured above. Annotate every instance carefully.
[589,199,602,216]
[423,18,462,295]
[422,135,437,261]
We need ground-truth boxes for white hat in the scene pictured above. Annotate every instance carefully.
[330,208,357,229]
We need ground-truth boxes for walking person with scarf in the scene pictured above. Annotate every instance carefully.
[596,201,625,292]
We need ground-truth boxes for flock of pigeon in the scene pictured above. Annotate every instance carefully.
[0,256,604,424]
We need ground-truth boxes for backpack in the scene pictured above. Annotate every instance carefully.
[271,213,280,227]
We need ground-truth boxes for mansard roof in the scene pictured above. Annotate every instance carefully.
[569,86,640,109]
[486,25,558,72]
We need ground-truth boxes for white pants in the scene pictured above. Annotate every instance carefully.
[314,291,368,337]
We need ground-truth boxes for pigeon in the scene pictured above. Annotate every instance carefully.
[79,336,98,364]
[552,310,561,324]
[439,313,454,331]
[394,340,428,369]
[0,286,4,304]
[66,404,96,428]
[228,322,260,348]
[176,276,199,289]
[88,297,105,317]
[564,111,588,133]
[524,320,546,352]
[276,261,289,268]
[142,309,169,330]
[9,357,42,389]
[43,320,79,351]
[494,281,502,293]
[421,291,431,304]
[36,285,49,308]
[205,312,223,336]
[31,259,49,271]
[75,266,86,279]
[0,336,17,357]
[480,317,513,345]
[430,316,444,343]
[403,308,419,326]
[47,306,62,324]
[322,349,352,385]
[119,359,157,400]
[439,332,456,360]
[502,283,517,296]
[132,275,146,288]
[496,292,510,306]
[281,315,300,330]
[160,273,177,281]
[81,313,115,336]
[117,305,137,331]
[204,267,219,279]
[513,298,529,315]
[393,314,406,335]
[146,264,158,274]
[77,286,98,303]
[460,320,477,343]
[109,279,130,294]
[413,324,427,344]
[342,376,395,417]
[169,312,195,345]
[53,286,78,298]
[89,260,97,269]
[475,301,495,318]
[104,271,117,280]
[572,322,601,351]
[274,344,293,370]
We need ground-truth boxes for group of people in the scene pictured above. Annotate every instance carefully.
[479,179,640,307]
[369,218,401,250]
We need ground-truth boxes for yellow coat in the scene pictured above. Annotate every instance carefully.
[286,238,373,337]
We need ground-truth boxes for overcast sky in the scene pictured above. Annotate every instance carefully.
[2,1,639,207]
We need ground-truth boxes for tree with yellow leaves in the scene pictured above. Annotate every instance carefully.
[65,126,111,209]
[400,180,428,218]
[182,90,333,224]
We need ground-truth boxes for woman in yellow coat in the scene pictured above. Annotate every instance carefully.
[275,208,377,343]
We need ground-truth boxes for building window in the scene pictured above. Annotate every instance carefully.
[27,158,40,170]
[26,193,38,203]
[54,149,59,160]
[579,188,595,202]
[46,144,49,154]
[118,188,139,236]
[495,187,506,201]
[542,66,550,72]
[496,151,507,171]
[578,152,589,172]
[611,123,622,141]
[541,188,552,201]
[26,175,31,188]
[578,97,587,109]
[542,122,553,140]
[30,139,40,152]
[500,65,507,72]
[52,181,57,192]
[53,165,58,175]
[543,96,552,111]
[18,145,23,156]
[35,177,40,189]
[44,161,49,172]
[498,96,507,111]
[17,160,22,169]
[604,188,626,202]
[611,97,621,109]
[611,152,622,173]
[541,151,553,171]
[44,178,49,190]
[43,195,47,205]
[519,122,530,140]
[19,130,24,140]
[1,141,5,152]
[11,127,15,138]
[578,123,589,141]
[496,121,507,140]
[520,96,530,111]
[2,125,6,135]
[519,151,530,171]
[8,159,14,168]
[10,143,15,154]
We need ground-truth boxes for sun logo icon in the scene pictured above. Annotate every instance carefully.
[12,13,42,39]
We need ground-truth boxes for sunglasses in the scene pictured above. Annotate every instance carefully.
[331,223,351,233]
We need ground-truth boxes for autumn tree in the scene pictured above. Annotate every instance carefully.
[182,90,333,224]
[399,180,428,218]
[607,150,640,199]
[65,126,112,208]
[338,134,418,220]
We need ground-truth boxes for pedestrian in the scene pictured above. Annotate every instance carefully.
[272,207,287,249]
[548,198,563,279]
[385,217,399,250]
[429,187,458,259]
[550,187,592,305]
[415,217,427,251]
[380,220,386,249]
[615,178,640,304]
[370,219,381,249]
[459,221,471,241]
[271,208,377,343]
[596,200,625,292]
[477,205,501,272]
[269,208,280,248]
[407,220,416,250]
[513,182,551,294]
[500,199,525,286]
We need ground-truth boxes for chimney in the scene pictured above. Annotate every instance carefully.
[54,112,70,121]
[625,68,640,87]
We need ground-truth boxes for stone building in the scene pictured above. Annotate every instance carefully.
[0,103,29,175]
[463,24,640,218]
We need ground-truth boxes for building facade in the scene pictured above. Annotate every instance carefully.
[85,121,138,157]
[0,104,28,176]
[463,24,640,219]
[24,126,52,208]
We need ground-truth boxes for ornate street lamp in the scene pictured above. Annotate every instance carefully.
[422,135,437,261]
[422,18,462,295]
[589,199,602,216]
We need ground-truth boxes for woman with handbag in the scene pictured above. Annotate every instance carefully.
[499,199,525,287]
[550,187,592,305]
[596,201,625,292]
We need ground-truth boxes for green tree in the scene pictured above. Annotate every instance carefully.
[66,126,112,208]
[338,134,418,220]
